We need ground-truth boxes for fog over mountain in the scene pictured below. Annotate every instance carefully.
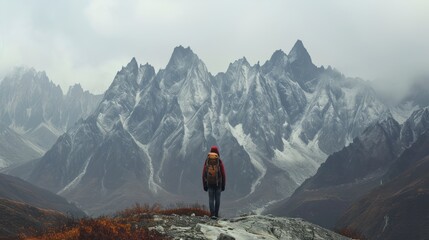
[0,67,102,167]
[1,1,428,97]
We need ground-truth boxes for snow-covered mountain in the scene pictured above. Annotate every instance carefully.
[18,40,390,215]
[0,67,102,167]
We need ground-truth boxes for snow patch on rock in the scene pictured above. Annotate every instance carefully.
[229,123,266,195]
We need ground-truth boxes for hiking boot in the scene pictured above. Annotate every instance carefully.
[210,216,218,220]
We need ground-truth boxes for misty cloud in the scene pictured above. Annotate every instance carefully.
[0,0,428,95]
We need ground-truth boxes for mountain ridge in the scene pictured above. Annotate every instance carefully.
[0,172,85,217]
[267,106,429,229]
[11,40,391,215]
[337,129,429,240]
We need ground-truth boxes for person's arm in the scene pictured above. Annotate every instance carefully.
[202,161,208,191]
[220,160,226,191]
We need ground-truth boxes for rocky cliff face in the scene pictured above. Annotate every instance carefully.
[18,41,390,215]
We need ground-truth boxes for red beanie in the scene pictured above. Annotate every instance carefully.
[210,145,219,155]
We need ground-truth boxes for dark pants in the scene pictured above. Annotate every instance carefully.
[208,187,221,217]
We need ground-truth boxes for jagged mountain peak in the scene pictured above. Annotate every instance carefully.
[0,65,102,165]
[285,40,319,92]
[66,83,84,96]
[172,45,193,55]
[166,45,200,70]
[165,45,207,73]
[270,49,287,62]
[127,57,138,69]
[288,40,312,63]
[137,63,156,87]
[109,58,141,90]
[94,59,158,133]
[237,56,250,65]
[2,66,59,91]
[226,57,251,73]
[140,62,154,69]
[159,45,210,92]
[0,67,64,131]
[119,57,139,78]
[261,49,288,74]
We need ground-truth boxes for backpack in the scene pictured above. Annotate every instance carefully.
[206,152,220,186]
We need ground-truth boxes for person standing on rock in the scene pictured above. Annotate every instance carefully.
[202,145,226,219]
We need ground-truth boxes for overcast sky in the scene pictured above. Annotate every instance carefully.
[0,0,428,94]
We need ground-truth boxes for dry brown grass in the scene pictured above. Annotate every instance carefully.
[117,202,210,219]
[21,217,166,240]
[22,203,209,240]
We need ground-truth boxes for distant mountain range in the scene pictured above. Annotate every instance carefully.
[2,40,401,216]
[1,41,428,226]
[1,35,428,240]
[0,67,102,167]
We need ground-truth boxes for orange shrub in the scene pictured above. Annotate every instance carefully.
[23,202,209,240]
[23,217,167,240]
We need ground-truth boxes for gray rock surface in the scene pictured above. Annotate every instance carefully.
[141,214,350,240]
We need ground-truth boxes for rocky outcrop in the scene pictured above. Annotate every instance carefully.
[140,214,350,240]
